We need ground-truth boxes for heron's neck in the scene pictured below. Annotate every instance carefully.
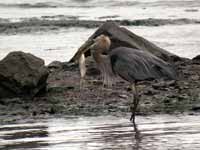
[91,49,115,86]
[92,50,104,64]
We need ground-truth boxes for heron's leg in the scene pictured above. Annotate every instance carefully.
[79,77,86,99]
[130,82,139,124]
[79,53,86,94]
[100,76,107,106]
[80,77,86,90]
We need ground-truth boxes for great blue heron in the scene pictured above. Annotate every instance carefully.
[76,34,176,123]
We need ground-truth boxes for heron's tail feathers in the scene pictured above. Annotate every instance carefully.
[153,63,177,80]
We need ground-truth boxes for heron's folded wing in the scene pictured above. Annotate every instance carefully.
[110,48,176,81]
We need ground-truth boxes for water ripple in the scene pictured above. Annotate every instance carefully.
[0,115,200,150]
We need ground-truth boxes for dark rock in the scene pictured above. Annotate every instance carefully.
[62,62,78,71]
[192,55,200,64]
[70,21,180,63]
[47,61,63,73]
[192,55,200,60]
[170,55,183,62]
[0,51,49,99]
[191,105,200,111]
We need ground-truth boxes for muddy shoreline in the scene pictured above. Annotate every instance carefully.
[1,55,200,124]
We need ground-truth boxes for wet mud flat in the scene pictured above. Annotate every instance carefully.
[0,56,200,124]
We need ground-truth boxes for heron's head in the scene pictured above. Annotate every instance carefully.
[71,34,111,63]
[91,35,111,53]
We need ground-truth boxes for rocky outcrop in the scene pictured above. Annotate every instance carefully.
[70,21,180,63]
[47,61,63,73]
[192,55,200,64]
[0,51,49,99]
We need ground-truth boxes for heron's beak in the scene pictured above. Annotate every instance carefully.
[69,39,94,63]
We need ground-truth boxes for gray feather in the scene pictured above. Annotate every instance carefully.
[110,47,176,82]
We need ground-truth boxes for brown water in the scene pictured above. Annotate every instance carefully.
[0,115,200,150]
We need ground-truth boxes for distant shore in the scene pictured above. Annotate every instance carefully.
[1,18,200,34]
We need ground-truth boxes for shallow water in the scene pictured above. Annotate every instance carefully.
[0,115,200,150]
[0,28,94,64]
[0,0,200,21]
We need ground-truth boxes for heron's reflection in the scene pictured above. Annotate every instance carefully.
[132,122,142,150]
